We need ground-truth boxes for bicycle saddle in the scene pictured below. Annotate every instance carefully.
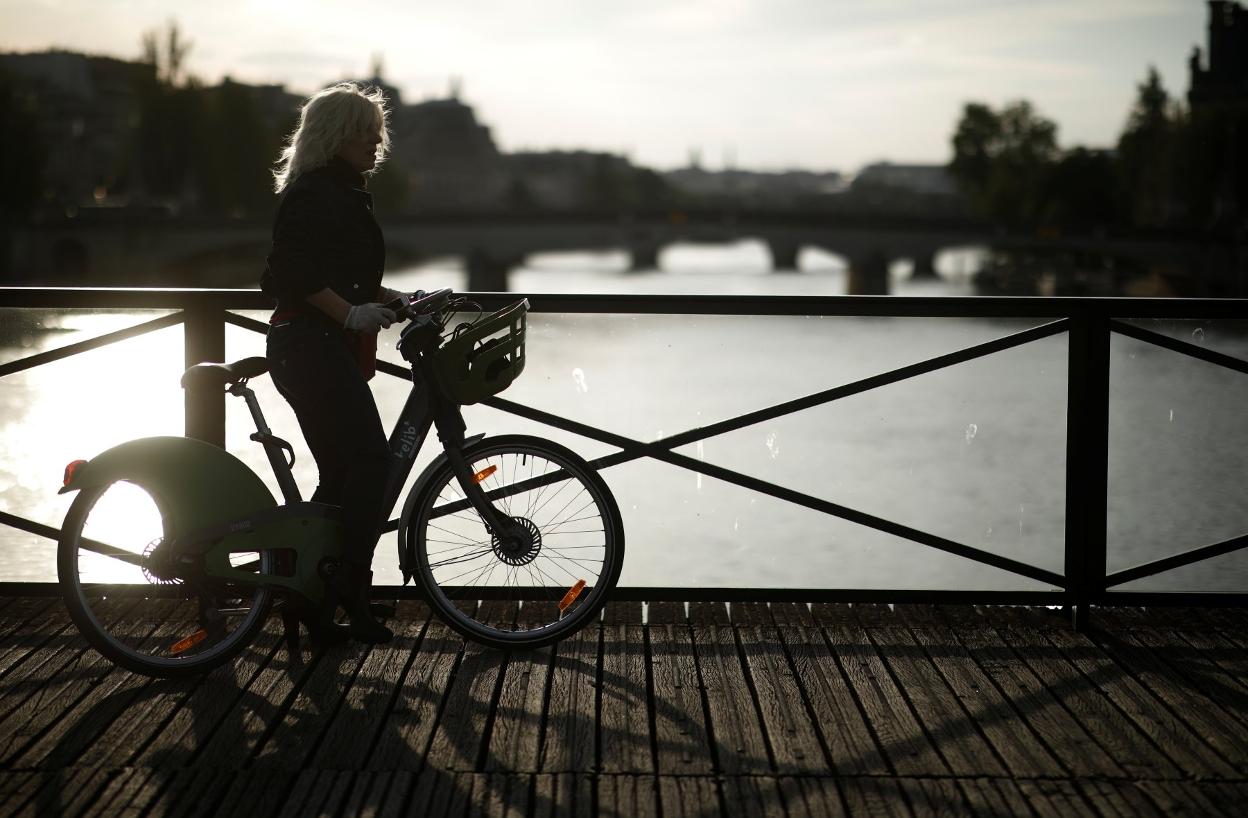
[180,356,269,390]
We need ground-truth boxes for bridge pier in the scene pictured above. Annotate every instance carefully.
[466,249,515,292]
[911,251,939,279]
[847,251,890,295]
[629,243,661,272]
[768,241,801,272]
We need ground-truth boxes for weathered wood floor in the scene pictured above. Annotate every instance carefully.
[1,595,1248,817]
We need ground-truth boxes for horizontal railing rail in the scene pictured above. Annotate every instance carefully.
[2,287,1246,626]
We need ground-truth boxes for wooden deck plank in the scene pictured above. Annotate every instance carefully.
[597,775,659,818]
[531,772,587,818]
[980,607,1181,780]
[941,612,1126,778]
[1041,622,1238,778]
[249,638,376,770]
[769,609,888,776]
[404,768,472,818]
[482,644,552,772]
[1081,626,1248,775]
[689,621,772,774]
[311,610,430,771]
[2,600,187,770]
[898,615,1067,778]
[839,777,912,818]
[778,776,845,818]
[1117,625,1248,735]
[1074,779,1164,818]
[864,621,1007,777]
[598,623,653,774]
[734,604,829,775]
[127,621,285,768]
[955,777,1032,818]
[365,621,463,772]
[720,773,783,818]
[165,622,319,770]
[424,640,507,773]
[9,597,1248,818]
[646,604,715,775]
[820,621,949,776]
[539,626,598,773]
[657,776,719,818]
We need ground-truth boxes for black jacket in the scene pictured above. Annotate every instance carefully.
[261,157,386,318]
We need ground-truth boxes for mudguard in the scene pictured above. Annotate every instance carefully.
[61,436,277,536]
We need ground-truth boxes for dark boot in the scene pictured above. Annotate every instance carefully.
[327,562,393,644]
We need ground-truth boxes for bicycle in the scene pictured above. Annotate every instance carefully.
[56,289,625,677]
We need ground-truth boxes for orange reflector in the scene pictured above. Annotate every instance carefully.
[472,465,497,484]
[558,579,587,612]
[169,629,208,655]
[63,459,88,488]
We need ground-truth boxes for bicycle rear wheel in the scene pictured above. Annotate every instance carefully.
[58,479,273,678]
[409,435,624,649]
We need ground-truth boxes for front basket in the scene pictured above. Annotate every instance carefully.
[432,299,528,404]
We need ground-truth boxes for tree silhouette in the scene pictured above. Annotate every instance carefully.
[949,100,1058,228]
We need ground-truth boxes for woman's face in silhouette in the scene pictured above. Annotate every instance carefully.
[337,118,383,174]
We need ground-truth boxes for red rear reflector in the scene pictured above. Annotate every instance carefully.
[558,579,587,612]
[170,629,208,655]
[63,459,88,487]
[473,465,497,484]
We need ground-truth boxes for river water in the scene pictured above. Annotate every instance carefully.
[2,242,1246,592]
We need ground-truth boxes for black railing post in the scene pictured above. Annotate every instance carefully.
[183,300,227,447]
[1064,312,1111,630]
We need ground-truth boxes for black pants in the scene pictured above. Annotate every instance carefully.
[266,317,392,565]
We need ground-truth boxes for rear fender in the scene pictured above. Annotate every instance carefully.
[61,436,278,538]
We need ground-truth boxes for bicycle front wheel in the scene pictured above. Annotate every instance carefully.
[58,479,273,678]
[410,435,624,648]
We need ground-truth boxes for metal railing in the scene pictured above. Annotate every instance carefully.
[1,287,1246,626]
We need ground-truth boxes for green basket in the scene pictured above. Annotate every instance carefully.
[432,299,528,405]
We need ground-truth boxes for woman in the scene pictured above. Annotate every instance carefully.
[261,82,406,644]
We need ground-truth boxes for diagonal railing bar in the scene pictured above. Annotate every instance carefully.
[223,311,270,334]
[0,509,60,542]
[482,394,1065,586]
[1104,532,1248,588]
[0,510,143,566]
[1109,319,1248,376]
[0,312,185,379]
[657,319,1070,450]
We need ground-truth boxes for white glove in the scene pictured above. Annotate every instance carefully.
[381,287,410,310]
[344,303,396,333]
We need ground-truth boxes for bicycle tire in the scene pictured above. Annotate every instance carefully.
[58,480,273,678]
[409,435,624,649]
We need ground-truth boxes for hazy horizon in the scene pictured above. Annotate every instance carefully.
[1,0,1208,173]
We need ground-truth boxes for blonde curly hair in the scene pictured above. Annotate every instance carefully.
[272,82,391,193]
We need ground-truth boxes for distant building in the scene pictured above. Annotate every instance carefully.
[0,50,152,209]
[849,163,958,197]
[1188,0,1248,107]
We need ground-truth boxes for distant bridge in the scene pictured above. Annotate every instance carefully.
[7,210,1237,295]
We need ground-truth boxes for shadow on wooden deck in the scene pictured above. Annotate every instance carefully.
[1,596,1247,817]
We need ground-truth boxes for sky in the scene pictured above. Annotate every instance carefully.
[0,0,1210,173]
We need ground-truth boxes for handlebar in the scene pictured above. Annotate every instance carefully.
[386,287,454,321]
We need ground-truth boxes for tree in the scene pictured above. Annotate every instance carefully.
[134,20,202,205]
[949,100,1058,227]
[1116,67,1181,228]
